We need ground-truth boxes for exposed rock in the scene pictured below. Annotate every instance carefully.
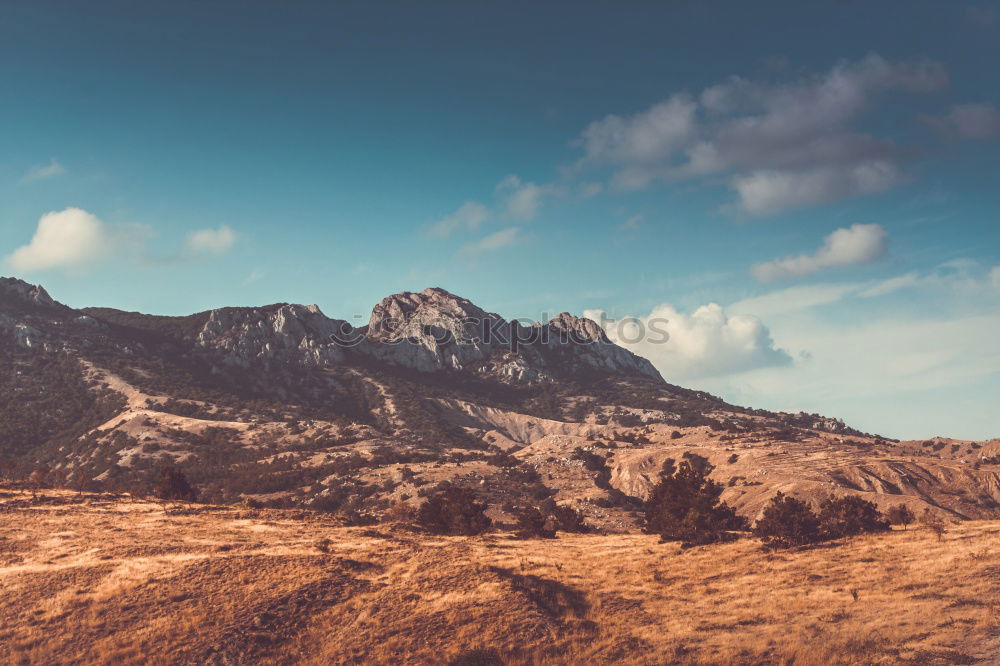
[195,303,350,368]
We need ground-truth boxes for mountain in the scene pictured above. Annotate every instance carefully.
[1,276,998,528]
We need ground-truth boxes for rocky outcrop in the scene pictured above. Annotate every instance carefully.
[363,287,662,382]
[195,303,351,368]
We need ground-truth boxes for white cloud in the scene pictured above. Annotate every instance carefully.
[460,227,520,254]
[751,223,888,282]
[991,266,1000,290]
[20,158,66,184]
[585,303,791,379]
[733,162,901,216]
[428,201,489,237]
[948,103,1000,139]
[184,225,237,256]
[6,208,122,273]
[577,94,698,182]
[571,54,947,214]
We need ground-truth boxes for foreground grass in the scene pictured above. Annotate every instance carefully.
[1,489,998,665]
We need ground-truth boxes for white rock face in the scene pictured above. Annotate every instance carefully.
[365,288,662,382]
[366,287,514,373]
[195,303,350,367]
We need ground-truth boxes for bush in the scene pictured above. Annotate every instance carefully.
[752,492,821,549]
[886,503,915,530]
[643,453,747,547]
[417,485,492,536]
[817,495,889,539]
[542,499,589,533]
[514,505,555,539]
[153,467,197,502]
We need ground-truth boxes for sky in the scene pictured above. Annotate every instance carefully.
[1,1,998,440]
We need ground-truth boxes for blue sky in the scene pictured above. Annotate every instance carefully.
[1,1,998,439]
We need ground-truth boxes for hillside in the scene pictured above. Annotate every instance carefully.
[1,276,999,529]
[1,488,998,665]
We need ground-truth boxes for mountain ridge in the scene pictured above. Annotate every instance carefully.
[1,275,998,529]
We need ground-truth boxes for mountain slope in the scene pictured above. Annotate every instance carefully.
[1,276,998,528]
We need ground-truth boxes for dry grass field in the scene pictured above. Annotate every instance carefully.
[1,488,998,665]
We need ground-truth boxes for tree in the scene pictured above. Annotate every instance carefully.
[643,453,747,547]
[817,495,889,539]
[514,505,555,539]
[752,493,821,549]
[152,466,197,502]
[417,485,492,536]
[886,503,915,530]
[28,465,51,498]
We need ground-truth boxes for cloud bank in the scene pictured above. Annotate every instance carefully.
[5,208,238,273]
[573,54,947,214]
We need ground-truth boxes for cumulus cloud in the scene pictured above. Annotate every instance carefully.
[428,201,489,237]
[184,225,237,256]
[751,223,888,282]
[20,158,66,184]
[584,303,792,379]
[6,208,126,273]
[571,54,947,214]
[947,103,1000,139]
[460,227,521,254]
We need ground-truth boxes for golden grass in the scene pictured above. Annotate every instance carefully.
[1,489,998,665]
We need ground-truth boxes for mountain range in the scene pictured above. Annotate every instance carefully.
[1,275,997,529]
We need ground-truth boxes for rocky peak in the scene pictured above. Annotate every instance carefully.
[543,312,609,344]
[367,287,496,341]
[0,277,59,310]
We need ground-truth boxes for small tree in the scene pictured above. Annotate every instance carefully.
[417,485,492,536]
[28,465,51,498]
[753,492,821,549]
[644,454,746,547]
[817,495,889,539]
[886,503,915,530]
[920,508,947,541]
[152,467,197,502]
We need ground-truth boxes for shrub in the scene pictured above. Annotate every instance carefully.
[817,495,889,539]
[381,500,417,524]
[514,505,555,539]
[643,453,747,547]
[417,485,492,536]
[153,467,197,502]
[542,499,589,533]
[753,492,822,549]
[886,503,915,530]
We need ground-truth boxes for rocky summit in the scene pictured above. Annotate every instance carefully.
[1,276,998,530]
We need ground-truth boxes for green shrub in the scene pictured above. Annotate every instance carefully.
[817,495,889,539]
[752,492,821,548]
[643,453,747,547]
